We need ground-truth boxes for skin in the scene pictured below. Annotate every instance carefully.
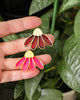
[0,16,55,83]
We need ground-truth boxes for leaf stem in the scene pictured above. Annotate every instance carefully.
[45,66,55,73]
[51,0,58,34]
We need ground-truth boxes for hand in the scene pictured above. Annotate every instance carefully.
[0,16,54,83]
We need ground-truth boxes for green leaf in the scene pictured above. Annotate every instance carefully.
[29,0,54,15]
[41,79,57,89]
[59,35,80,93]
[53,30,59,40]
[42,31,59,67]
[24,96,28,100]
[74,10,80,45]
[40,16,50,34]
[59,59,80,93]
[32,86,41,100]
[17,30,32,38]
[3,34,18,41]
[76,92,80,100]
[14,80,24,99]
[0,15,4,21]
[60,0,80,13]
[45,40,60,66]
[64,25,74,36]
[39,89,62,100]
[24,86,41,100]
[40,10,53,34]
[24,72,44,100]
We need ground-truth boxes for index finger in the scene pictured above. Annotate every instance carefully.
[0,16,42,38]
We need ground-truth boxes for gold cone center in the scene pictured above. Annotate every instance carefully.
[24,50,34,58]
[33,28,43,36]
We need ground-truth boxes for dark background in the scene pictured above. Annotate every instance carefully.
[0,0,32,20]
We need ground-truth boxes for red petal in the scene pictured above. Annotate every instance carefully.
[42,35,53,46]
[39,36,45,49]
[31,36,38,50]
[16,57,26,68]
[22,58,29,71]
[24,35,34,46]
[33,57,44,69]
[30,58,36,71]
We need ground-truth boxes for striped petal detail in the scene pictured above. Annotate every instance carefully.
[33,57,44,69]
[22,58,29,71]
[24,35,34,46]
[39,36,45,49]
[30,58,36,71]
[31,36,38,50]
[16,57,26,68]
[42,35,53,46]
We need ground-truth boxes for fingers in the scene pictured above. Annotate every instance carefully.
[0,16,42,38]
[3,54,51,70]
[1,54,51,83]
[0,69,39,83]
[1,34,55,56]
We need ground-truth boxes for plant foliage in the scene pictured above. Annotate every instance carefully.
[60,0,80,13]
[0,0,80,99]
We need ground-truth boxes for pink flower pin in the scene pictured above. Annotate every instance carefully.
[15,50,44,71]
[24,28,53,50]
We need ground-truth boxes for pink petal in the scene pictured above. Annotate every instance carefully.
[30,58,36,71]
[31,36,38,50]
[33,57,44,69]
[42,35,53,46]
[16,57,26,68]
[22,58,29,71]
[39,36,45,49]
[24,35,34,46]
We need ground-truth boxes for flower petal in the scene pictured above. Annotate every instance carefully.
[24,35,34,46]
[33,57,44,69]
[22,58,29,71]
[39,36,45,50]
[31,36,38,50]
[42,35,53,46]
[16,57,26,68]
[30,58,36,71]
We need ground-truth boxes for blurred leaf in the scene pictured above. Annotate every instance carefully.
[40,16,49,34]
[39,89,62,100]
[74,10,80,45]
[64,25,74,36]
[76,93,80,100]
[43,31,60,66]
[14,80,24,99]
[0,15,4,21]
[3,34,18,41]
[44,40,60,66]
[24,96,28,100]
[29,0,54,15]
[40,10,53,34]
[24,86,41,100]
[41,79,58,88]
[32,86,41,100]
[53,30,59,40]
[60,0,80,13]
[59,35,80,93]
[24,72,44,100]
[17,30,32,39]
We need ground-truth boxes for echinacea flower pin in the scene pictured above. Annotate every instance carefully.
[15,50,44,71]
[24,28,53,50]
